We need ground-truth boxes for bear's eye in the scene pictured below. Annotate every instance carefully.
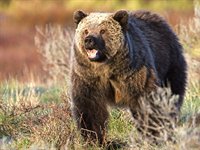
[100,29,106,34]
[84,29,89,35]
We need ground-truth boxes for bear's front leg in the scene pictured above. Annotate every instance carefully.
[71,78,109,145]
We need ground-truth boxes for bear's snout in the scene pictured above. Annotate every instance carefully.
[84,35,96,50]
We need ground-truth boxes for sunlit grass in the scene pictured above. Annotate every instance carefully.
[0,77,199,149]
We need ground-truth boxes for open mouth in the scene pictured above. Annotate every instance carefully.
[85,49,106,62]
[86,49,99,59]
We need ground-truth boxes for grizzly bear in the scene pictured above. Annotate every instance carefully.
[70,10,187,145]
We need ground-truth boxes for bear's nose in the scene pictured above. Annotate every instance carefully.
[84,36,96,50]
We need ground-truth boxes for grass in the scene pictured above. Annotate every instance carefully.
[0,1,200,150]
[0,80,199,149]
[177,0,200,58]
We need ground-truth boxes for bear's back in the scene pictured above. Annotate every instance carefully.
[129,10,182,82]
[130,10,165,25]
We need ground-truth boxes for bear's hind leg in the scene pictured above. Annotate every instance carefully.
[167,56,187,110]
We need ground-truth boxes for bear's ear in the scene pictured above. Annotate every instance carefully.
[73,10,87,27]
[113,10,128,30]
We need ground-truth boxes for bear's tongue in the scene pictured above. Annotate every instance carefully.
[86,49,98,59]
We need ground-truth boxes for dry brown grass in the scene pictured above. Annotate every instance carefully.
[177,0,200,59]
[0,85,181,149]
[0,83,75,149]
[35,25,73,85]
[133,88,178,144]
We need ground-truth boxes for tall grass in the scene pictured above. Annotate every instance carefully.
[35,25,73,85]
[177,0,200,58]
[0,81,199,149]
[0,81,74,149]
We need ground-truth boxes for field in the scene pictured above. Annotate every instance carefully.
[0,0,200,149]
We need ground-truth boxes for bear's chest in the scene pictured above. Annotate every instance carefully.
[107,66,157,105]
[109,78,134,105]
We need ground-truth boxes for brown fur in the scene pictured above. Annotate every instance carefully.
[70,10,187,145]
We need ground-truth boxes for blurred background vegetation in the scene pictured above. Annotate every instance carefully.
[0,1,200,149]
[0,0,197,81]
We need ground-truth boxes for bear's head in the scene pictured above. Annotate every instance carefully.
[73,10,128,62]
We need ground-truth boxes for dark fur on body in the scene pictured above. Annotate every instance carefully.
[70,10,187,145]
